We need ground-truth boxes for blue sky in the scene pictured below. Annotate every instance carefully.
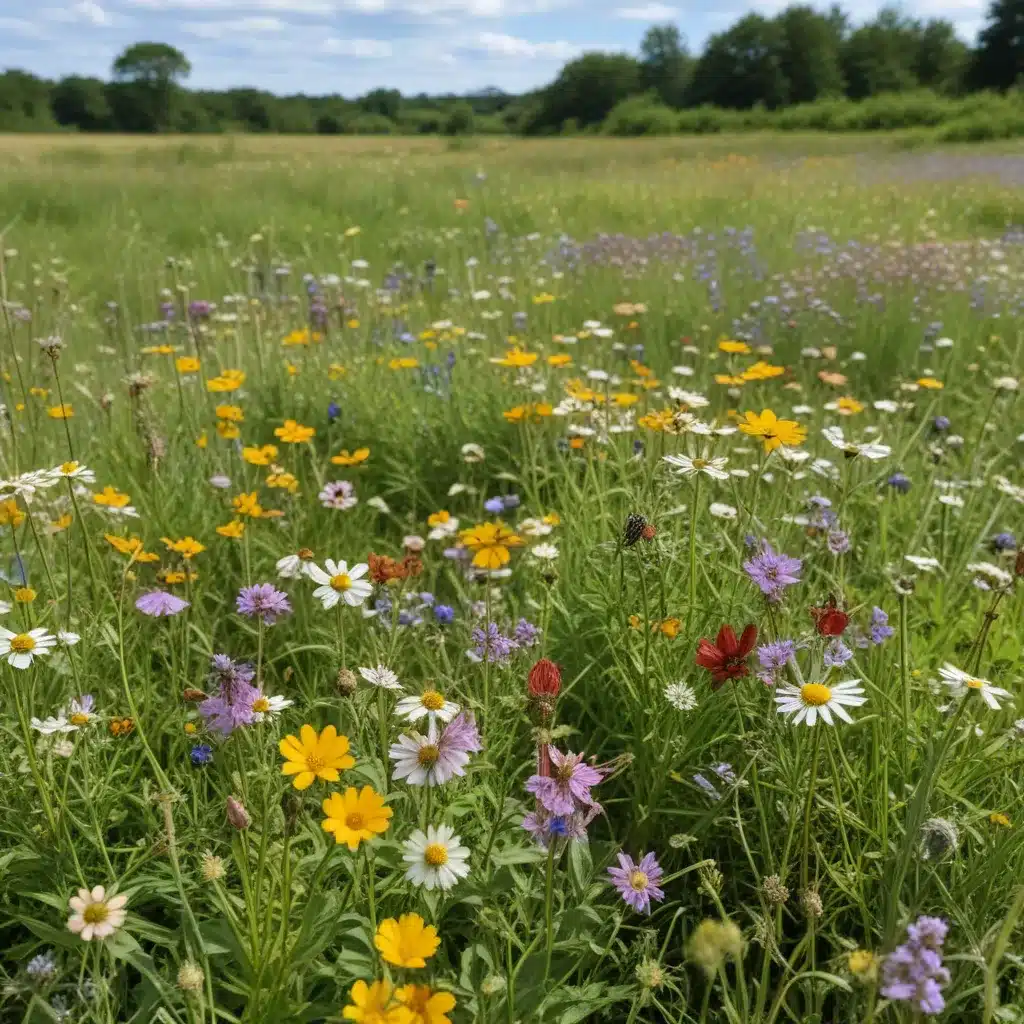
[0,0,989,96]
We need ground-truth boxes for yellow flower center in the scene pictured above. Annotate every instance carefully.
[629,870,649,891]
[417,744,440,766]
[83,902,109,925]
[800,683,832,707]
[10,633,35,653]
[70,712,89,726]
[424,843,449,866]
[305,754,326,772]
[251,697,270,713]
[61,461,78,474]
[421,690,445,711]
[692,458,709,469]
[554,762,575,783]
[965,679,984,690]
[330,573,352,591]
[345,812,365,830]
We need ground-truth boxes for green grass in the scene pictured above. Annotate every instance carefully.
[0,133,1022,1024]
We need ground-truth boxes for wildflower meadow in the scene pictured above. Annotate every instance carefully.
[0,134,1022,1023]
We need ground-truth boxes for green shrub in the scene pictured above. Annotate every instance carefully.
[604,95,678,136]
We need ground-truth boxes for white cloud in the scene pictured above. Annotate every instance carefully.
[468,31,580,59]
[614,3,677,18]
[182,16,286,38]
[322,36,393,56]
[0,16,51,38]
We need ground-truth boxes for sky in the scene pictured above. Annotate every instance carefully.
[0,0,990,97]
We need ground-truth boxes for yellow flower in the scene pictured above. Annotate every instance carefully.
[242,444,279,466]
[50,513,73,532]
[346,318,360,329]
[328,363,347,380]
[342,979,409,1024]
[458,522,524,570]
[217,520,246,538]
[331,447,370,466]
[196,432,208,449]
[836,396,864,415]
[206,369,246,393]
[0,498,25,528]
[990,812,1012,828]
[344,225,361,237]
[397,984,456,1024]
[233,492,264,518]
[532,292,555,304]
[543,512,560,526]
[741,361,785,382]
[427,510,452,527]
[612,393,639,407]
[161,537,206,560]
[266,471,299,493]
[274,420,315,444]
[715,374,747,386]
[321,786,392,851]
[718,340,751,354]
[389,357,419,370]
[175,356,200,374]
[547,353,572,367]
[142,344,177,355]
[739,409,807,452]
[638,409,675,432]
[14,587,36,603]
[490,348,537,368]
[917,377,943,390]
[375,914,440,969]
[279,724,355,790]
[629,614,642,630]
[286,363,299,377]
[503,403,551,423]
[848,950,877,980]
[658,617,681,638]
[159,568,196,585]
[104,534,159,562]
[48,404,73,419]
[217,421,241,439]
[215,405,244,422]
[93,486,131,508]
[29,386,50,398]
[282,328,322,347]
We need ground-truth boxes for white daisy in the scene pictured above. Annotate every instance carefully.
[664,681,698,711]
[938,494,964,508]
[873,400,900,413]
[427,516,460,540]
[359,664,403,690]
[938,663,1012,710]
[0,600,11,615]
[709,502,738,519]
[402,824,471,891]
[66,885,128,942]
[517,517,552,537]
[306,559,372,609]
[52,461,96,483]
[671,365,695,377]
[276,553,312,579]
[249,692,293,722]
[992,376,1018,391]
[366,496,391,513]
[905,555,942,573]
[0,627,57,669]
[822,426,891,460]
[663,452,729,480]
[67,694,96,726]
[774,680,867,726]
[966,562,1013,588]
[530,543,559,560]
[667,388,709,407]
[58,631,80,646]
[32,713,77,735]
[395,688,460,728]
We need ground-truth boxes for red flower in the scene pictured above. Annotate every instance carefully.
[810,597,849,637]
[527,658,561,698]
[695,624,758,690]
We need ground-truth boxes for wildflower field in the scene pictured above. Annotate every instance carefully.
[1,133,1023,1024]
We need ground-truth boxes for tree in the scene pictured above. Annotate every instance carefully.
[0,70,56,130]
[361,88,402,120]
[841,9,920,98]
[775,6,845,104]
[51,76,112,131]
[688,15,789,109]
[443,101,475,135]
[639,24,692,108]
[111,42,190,131]
[914,20,969,94]
[970,0,1024,90]
[531,53,642,132]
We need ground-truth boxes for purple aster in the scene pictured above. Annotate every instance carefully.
[712,762,737,784]
[743,542,802,602]
[433,604,455,625]
[471,622,518,663]
[522,802,601,847]
[827,530,851,555]
[502,494,521,510]
[693,773,721,801]
[608,852,665,914]
[526,747,603,816]
[869,607,895,644]
[992,531,1017,553]
[441,711,483,755]
[513,618,541,648]
[135,590,190,617]
[881,916,950,1016]
[887,472,912,493]
[823,638,853,668]
[483,496,505,515]
[756,638,796,683]
[932,415,950,432]
[190,744,214,766]
[319,480,357,510]
[236,583,292,625]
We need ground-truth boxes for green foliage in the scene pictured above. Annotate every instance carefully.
[443,101,476,136]
[528,53,643,133]
[971,0,1024,91]
[603,95,679,136]
[639,24,692,108]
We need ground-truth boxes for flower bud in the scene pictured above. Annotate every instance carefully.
[177,960,205,993]
[226,795,250,830]
[336,668,358,696]
[527,658,561,699]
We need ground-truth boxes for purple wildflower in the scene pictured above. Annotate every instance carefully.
[881,916,950,1015]
[693,773,721,801]
[526,747,603,816]
[712,762,737,784]
[608,852,665,914]
[319,480,357,510]
[827,530,851,555]
[824,638,853,668]
[756,639,796,684]
[236,584,292,625]
[190,744,214,766]
[522,802,601,847]
[513,618,541,648]
[135,590,190,617]
[471,622,518,663]
[991,531,1017,553]
[502,494,521,510]
[483,496,505,515]
[743,542,803,602]
[887,472,912,493]
[200,655,260,736]
[441,710,483,754]
[869,607,895,644]
[433,604,455,625]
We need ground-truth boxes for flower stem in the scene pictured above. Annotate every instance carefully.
[543,839,557,978]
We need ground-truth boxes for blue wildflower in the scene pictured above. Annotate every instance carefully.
[190,744,214,766]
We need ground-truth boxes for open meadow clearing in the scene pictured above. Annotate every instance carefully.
[0,133,1022,1023]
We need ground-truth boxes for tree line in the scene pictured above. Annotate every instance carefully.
[1,1,1023,136]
